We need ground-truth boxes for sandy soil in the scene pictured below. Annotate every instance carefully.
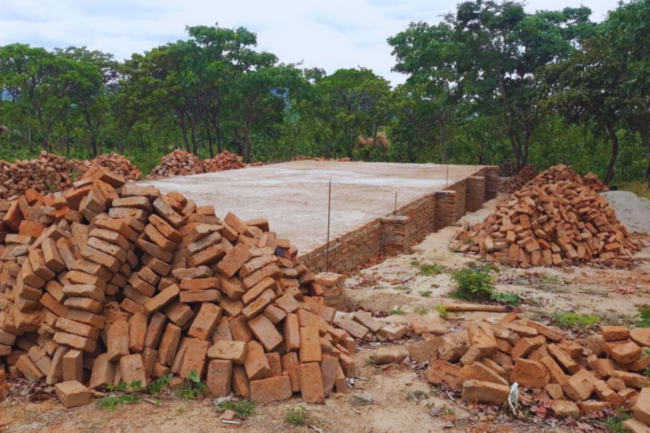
[3,195,649,433]
[602,191,650,234]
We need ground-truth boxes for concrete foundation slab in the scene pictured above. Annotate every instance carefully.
[141,161,497,272]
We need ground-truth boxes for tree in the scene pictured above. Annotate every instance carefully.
[602,0,650,185]
[389,1,594,168]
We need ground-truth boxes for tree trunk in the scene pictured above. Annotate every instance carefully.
[604,125,619,185]
[641,129,650,187]
[204,120,214,158]
[90,134,98,158]
[243,126,252,163]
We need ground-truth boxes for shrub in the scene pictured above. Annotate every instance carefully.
[450,267,495,301]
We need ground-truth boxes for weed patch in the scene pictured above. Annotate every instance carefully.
[450,266,495,301]
[217,399,258,419]
[551,312,599,329]
[285,405,309,426]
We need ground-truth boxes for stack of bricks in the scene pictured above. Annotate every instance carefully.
[90,153,142,182]
[451,165,641,268]
[147,150,206,179]
[0,168,365,407]
[0,151,84,200]
[424,313,650,429]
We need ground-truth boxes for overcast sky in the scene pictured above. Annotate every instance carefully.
[1,0,620,85]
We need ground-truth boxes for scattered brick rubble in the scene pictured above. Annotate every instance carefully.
[91,153,141,182]
[148,150,248,180]
[0,151,142,200]
[451,165,641,268]
[418,313,650,430]
[499,165,538,193]
[0,164,412,408]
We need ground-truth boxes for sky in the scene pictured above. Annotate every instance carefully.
[0,0,620,85]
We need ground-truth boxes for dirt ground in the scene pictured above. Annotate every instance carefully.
[2,194,649,433]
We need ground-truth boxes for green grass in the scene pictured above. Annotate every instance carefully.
[394,285,408,291]
[490,292,520,306]
[619,180,650,200]
[148,374,173,395]
[605,406,632,432]
[415,306,428,315]
[550,311,600,329]
[217,399,258,419]
[285,405,309,426]
[420,263,444,276]
[175,370,206,400]
[435,305,452,318]
[638,305,650,327]
[419,290,432,297]
[405,390,429,402]
[389,306,406,315]
[450,266,495,301]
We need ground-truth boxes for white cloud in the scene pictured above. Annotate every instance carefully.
[0,0,620,85]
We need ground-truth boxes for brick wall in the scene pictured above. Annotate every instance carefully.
[300,220,382,274]
[393,194,436,244]
[380,216,410,256]
[466,176,486,212]
[301,165,499,273]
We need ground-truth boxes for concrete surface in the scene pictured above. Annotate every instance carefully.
[601,191,650,234]
[141,161,484,254]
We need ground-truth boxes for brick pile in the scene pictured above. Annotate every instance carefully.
[499,159,519,177]
[201,150,245,173]
[584,173,609,193]
[0,151,84,200]
[90,153,141,182]
[451,165,641,268]
[499,165,538,193]
[0,168,368,408]
[148,150,205,179]
[422,313,650,428]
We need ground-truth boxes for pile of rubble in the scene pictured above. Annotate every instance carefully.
[202,150,245,173]
[420,313,650,430]
[0,151,83,200]
[499,165,538,193]
[148,150,205,179]
[90,153,141,182]
[584,173,609,193]
[0,165,409,408]
[148,150,253,180]
[451,165,641,268]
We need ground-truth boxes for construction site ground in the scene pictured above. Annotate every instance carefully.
[2,193,650,433]
[140,160,483,254]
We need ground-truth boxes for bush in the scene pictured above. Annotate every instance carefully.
[450,267,495,301]
[285,405,309,426]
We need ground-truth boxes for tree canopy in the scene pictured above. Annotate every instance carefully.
[0,1,649,185]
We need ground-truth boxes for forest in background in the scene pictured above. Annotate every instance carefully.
[0,0,648,186]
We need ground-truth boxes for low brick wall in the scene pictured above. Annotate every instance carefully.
[466,176,486,212]
[301,165,498,273]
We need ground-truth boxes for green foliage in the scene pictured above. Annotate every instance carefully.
[450,267,495,301]
[605,407,632,433]
[0,2,648,184]
[405,390,429,402]
[419,264,444,277]
[148,374,173,395]
[175,370,206,400]
[389,306,406,316]
[419,290,432,298]
[217,399,257,419]
[435,305,452,318]
[491,293,520,306]
[97,394,140,410]
[551,312,600,329]
[285,405,309,426]
[638,306,650,327]
[415,306,428,315]
[394,285,408,291]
